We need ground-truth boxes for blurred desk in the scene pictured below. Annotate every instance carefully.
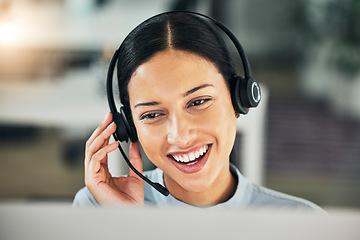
[0,202,359,240]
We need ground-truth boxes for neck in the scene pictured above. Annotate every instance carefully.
[164,164,237,206]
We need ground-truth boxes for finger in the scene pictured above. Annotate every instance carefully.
[89,141,119,174]
[128,142,143,178]
[86,122,117,164]
[85,121,116,167]
[86,112,113,149]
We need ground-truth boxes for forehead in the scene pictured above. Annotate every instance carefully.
[128,50,224,99]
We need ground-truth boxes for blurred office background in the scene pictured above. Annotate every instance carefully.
[0,0,359,209]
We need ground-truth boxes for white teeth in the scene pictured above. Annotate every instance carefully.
[172,145,209,164]
[199,147,204,156]
[189,152,195,161]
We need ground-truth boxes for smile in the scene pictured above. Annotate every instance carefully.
[168,144,212,174]
[169,144,209,165]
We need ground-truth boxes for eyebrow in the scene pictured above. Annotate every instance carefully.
[134,84,214,109]
[184,84,214,97]
[134,101,160,109]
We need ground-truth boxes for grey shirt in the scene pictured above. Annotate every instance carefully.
[73,164,323,211]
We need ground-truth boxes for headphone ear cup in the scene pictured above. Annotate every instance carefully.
[240,77,261,109]
[231,76,249,115]
[120,107,138,142]
[231,76,261,115]
[112,111,129,142]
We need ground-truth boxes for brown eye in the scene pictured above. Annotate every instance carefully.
[140,112,162,120]
[191,99,206,106]
[189,98,213,107]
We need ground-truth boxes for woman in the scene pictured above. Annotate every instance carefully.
[73,12,322,210]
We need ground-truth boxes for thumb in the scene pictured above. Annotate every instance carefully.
[128,142,143,178]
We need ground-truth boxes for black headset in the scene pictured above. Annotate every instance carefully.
[106,11,261,197]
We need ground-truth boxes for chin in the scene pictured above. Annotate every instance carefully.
[176,171,216,193]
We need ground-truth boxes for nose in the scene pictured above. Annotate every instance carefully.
[166,114,197,148]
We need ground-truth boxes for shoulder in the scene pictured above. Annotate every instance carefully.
[72,187,99,207]
[230,164,324,211]
[248,183,323,211]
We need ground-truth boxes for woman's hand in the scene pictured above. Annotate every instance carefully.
[84,112,144,205]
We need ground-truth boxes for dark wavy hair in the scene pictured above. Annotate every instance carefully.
[116,12,236,115]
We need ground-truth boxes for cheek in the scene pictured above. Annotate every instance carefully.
[212,109,237,150]
[204,93,236,129]
[205,98,237,154]
[136,125,165,165]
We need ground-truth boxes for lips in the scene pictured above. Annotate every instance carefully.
[167,144,211,174]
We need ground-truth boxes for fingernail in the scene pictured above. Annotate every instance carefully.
[103,112,110,121]
[106,122,115,129]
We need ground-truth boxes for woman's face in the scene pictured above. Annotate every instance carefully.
[128,50,237,198]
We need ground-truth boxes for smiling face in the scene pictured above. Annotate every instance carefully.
[128,50,237,205]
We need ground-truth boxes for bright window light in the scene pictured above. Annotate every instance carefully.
[0,21,19,47]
